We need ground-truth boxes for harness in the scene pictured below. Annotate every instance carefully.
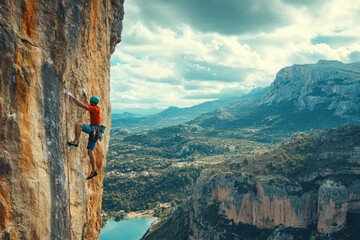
[89,124,106,142]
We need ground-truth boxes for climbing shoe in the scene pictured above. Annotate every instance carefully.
[87,170,98,180]
[67,140,79,147]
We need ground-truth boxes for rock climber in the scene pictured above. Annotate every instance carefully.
[66,88,101,180]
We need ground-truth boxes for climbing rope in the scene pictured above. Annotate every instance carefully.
[64,81,73,240]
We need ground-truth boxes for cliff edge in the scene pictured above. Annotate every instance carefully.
[0,0,124,239]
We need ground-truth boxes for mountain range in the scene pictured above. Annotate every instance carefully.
[189,60,360,136]
[112,107,163,118]
[112,87,269,132]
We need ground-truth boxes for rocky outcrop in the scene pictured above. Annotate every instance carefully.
[261,60,360,121]
[0,0,124,239]
[189,174,360,239]
[317,180,348,233]
[144,125,360,239]
[193,174,316,230]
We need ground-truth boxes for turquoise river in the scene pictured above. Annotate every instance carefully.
[100,217,156,240]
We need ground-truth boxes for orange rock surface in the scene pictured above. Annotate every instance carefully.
[0,0,124,239]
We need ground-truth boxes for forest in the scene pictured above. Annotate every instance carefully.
[102,126,274,217]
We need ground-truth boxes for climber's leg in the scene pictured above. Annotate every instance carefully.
[86,136,98,180]
[74,122,83,142]
[68,122,84,147]
[86,149,98,180]
[88,149,96,172]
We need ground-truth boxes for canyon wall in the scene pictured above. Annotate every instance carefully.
[0,0,124,239]
[144,125,360,240]
[189,173,360,239]
[188,126,360,239]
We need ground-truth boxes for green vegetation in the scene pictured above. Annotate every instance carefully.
[102,125,274,220]
[103,120,320,219]
[102,166,202,212]
[260,125,360,177]
[206,125,360,180]
[265,133,315,176]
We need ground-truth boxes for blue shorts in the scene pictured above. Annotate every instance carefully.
[82,124,98,150]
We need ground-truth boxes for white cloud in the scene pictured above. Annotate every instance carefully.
[110,0,360,110]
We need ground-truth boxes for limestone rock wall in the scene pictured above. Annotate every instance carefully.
[193,174,317,229]
[189,172,360,239]
[0,0,124,239]
[142,129,360,240]
[317,180,348,233]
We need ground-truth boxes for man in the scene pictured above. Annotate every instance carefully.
[66,89,101,180]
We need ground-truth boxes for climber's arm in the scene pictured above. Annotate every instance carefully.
[72,96,89,110]
[82,88,88,103]
[66,90,88,110]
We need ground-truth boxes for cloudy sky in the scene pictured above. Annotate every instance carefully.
[110,0,360,112]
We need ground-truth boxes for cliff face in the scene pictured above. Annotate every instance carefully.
[144,125,360,240]
[0,0,124,239]
[190,175,359,239]
[188,126,360,239]
[261,60,360,121]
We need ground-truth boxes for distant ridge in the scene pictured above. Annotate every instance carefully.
[112,87,269,131]
[112,107,163,117]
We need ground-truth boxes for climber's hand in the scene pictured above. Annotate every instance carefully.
[82,88,87,97]
[66,91,74,98]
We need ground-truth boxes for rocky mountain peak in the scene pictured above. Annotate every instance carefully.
[261,61,360,120]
